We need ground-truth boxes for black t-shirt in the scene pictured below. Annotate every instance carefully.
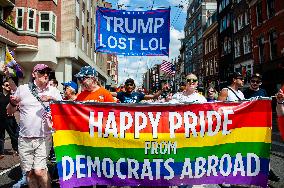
[0,92,11,119]
[243,88,268,99]
[117,92,145,103]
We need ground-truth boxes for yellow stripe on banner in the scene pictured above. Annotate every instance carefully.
[53,127,271,148]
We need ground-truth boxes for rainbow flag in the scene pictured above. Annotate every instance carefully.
[51,99,272,188]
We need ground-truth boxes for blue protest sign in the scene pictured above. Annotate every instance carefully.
[96,8,170,56]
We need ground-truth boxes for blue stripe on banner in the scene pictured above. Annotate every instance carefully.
[56,157,269,179]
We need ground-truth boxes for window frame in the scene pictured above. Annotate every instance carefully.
[256,2,262,26]
[27,8,36,32]
[38,11,57,36]
[16,7,24,30]
[269,30,277,60]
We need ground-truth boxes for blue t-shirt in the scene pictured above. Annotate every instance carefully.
[117,92,145,103]
[243,88,267,99]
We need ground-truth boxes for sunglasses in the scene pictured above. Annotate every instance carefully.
[125,83,134,86]
[250,79,261,84]
[187,79,198,83]
[3,84,9,87]
[37,69,51,75]
[78,76,94,81]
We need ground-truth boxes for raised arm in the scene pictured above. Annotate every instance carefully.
[3,65,17,93]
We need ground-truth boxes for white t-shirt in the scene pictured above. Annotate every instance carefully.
[169,92,207,104]
[14,83,62,138]
[225,87,245,101]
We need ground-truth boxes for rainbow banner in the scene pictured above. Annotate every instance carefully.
[50,99,272,188]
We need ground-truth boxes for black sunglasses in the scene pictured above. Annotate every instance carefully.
[78,76,94,81]
[37,69,51,75]
[187,79,198,83]
[125,83,134,86]
[250,79,261,84]
[3,84,9,87]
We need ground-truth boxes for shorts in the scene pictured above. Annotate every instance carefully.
[18,135,52,172]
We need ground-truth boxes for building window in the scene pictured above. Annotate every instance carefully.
[237,14,243,30]
[0,7,3,20]
[243,34,251,54]
[27,8,36,31]
[233,19,237,33]
[258,36,265,63]
[16,7,24,30]
[267,0,275,18]
[269,30,277,60]
[197,29,202,40]
[244,12,249,25]
[234,39,240,58]
[210,59,214,75]
[256,1,262,26]
[214,56,218,74]
[76,0,80,17]
[198,44,202,55]
[213,33,217,49]
[82,10,85,27]
[39,12,57,36]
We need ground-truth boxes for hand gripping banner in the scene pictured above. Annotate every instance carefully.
[95,8,170,56]
[50,99,272,188]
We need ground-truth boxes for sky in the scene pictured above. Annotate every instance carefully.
[105,0,189,86]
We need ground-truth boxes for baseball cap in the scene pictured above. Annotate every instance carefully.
[75,66,97,78]
[232,72,242,78]
[62,81,78,92]
[125,78,135,85]
[33,64,51,72]
[251,73,262,80]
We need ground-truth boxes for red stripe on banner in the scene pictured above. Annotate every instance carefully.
[51,100,272,133]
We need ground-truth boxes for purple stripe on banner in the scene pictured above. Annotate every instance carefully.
[59,173,268,188]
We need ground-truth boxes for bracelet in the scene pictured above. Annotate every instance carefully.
[9,102,17,107]
[277,102,284,104]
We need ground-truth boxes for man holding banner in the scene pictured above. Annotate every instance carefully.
[169,74,207,103]
[75,66,114,102]
[112,78,167,103]
[7,64,62,188]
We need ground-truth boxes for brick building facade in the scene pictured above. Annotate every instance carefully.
[249,0,284,95]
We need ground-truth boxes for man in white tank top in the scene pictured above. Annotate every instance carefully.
[218,72,245,101]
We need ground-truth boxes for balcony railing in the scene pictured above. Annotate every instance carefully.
[0,18,18,34]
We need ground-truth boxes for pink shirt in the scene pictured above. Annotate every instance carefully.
[14,84,62,137]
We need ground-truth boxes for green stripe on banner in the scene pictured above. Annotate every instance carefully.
[54,142,270,163]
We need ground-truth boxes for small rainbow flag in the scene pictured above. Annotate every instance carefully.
[51,99,271,188]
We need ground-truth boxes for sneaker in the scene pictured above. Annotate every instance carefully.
[12,174,27,188]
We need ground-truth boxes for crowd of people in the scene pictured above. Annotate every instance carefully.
[0,63,283,188]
